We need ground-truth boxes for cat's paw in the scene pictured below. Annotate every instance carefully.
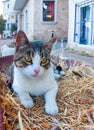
[21,100,34,108]
[45,103,58,115]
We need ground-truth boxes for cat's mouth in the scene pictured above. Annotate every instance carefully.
[32,74,39,78]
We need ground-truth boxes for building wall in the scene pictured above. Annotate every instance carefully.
[68,0,94,53]
[21,0,34,41]
[33,0,68,41]
[2,0,17,38]
[68,0,75,47]
[68,0,91,47]
[3,0,11,20]
[68,0,87,48]
[15,0,68,41]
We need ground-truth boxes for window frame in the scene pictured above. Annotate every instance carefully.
[41,0,57,24]
[74,1,94,45]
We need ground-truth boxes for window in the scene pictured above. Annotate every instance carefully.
[7,24,9,30]
[74,1,94,45]
[42,0,56,22]
[7,4,9,9]
[21,14,24,31]
[80,6,91,44]
[25,10,28,33]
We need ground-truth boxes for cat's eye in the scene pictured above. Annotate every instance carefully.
[25,56,32,62]
[41,57,48,65]
[41,57,47,62]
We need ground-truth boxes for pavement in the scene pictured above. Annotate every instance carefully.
[0,39,94,67]
[0,39,15,46]
[53,41,94,67]
[63,49,94,66]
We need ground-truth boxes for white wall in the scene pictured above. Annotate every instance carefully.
[68,0,75,47]
[68,0,94,56]
[21,0,34,41]
[0,1,2,15]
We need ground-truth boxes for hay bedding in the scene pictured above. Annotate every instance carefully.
[0,64,94,130]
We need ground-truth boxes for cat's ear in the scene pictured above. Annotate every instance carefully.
[16,30,29,46]
[43,37,56,51]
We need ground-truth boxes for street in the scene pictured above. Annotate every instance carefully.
[0,39,15,47]
[53,41,94,67]
[63,49,94,66]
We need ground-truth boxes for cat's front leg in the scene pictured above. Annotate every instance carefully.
[44,86,58,115]
[15,90,34,108]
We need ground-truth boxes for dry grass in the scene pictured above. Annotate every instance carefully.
[0,64,94,130]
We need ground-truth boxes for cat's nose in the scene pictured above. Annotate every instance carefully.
[34,69,40,74]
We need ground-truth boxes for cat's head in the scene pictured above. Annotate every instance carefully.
[14,30,56,78]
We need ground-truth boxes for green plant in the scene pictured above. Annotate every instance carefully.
[11,23,17,33]
[0,17,6,34]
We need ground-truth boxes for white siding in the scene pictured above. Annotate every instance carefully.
[68,0,94,56]
[22,0,34,41]
[68,0,75,47]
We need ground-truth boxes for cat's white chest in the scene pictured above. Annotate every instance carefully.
[13,66,57,96]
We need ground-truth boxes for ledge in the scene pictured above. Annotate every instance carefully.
[14,0,28,10]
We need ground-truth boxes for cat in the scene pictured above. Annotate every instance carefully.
[51,63,66,80]
[11,30,58,115]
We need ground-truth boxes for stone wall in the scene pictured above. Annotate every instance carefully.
[34,0,68,41]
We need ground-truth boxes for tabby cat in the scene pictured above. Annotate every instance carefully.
[12,30,58,115]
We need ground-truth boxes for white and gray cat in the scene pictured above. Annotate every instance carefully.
[10,30,58,115]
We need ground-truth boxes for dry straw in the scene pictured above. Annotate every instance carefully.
[0,61,94,130]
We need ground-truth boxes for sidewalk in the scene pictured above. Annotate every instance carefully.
[53,41,94,67]
[63,49,94,66]
[0,39,15,47]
